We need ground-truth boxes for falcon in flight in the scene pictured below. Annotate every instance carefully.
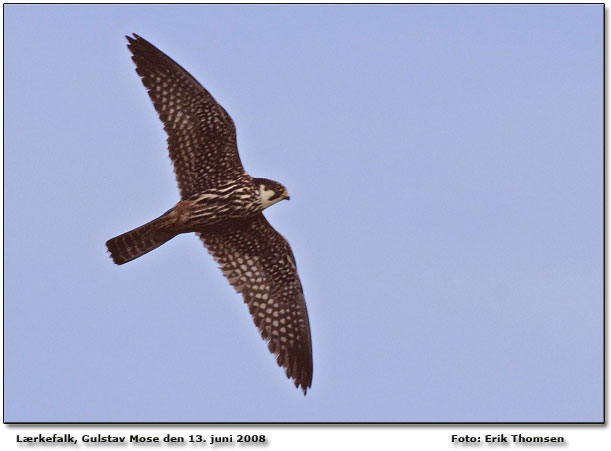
[106,34,313,393]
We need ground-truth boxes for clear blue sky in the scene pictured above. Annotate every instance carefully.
[4,4,603,422]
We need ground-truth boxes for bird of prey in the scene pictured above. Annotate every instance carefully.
[106,34,313,393]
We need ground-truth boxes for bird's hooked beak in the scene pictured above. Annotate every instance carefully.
[282,189,291,201]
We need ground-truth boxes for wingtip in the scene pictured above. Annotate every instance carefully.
[283,345,313,396]
[298,382,311,396]
[293,375,312,396]
[126,33,145,47]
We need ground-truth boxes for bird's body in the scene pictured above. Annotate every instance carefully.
[107,178,286,264]
[106,34,313,393]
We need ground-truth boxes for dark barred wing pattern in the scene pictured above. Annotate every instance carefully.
[198,215,313,393]
[126,34,247,199]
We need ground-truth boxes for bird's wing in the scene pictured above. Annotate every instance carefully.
[198,214,313,393]
[126,34,247,199]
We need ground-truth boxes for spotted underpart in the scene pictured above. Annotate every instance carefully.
[127,34,248,199]
[200,215,313,393]
[106,34,313,394]
[175,184,261,230]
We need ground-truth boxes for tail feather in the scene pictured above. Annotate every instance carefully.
[106,212,177,265]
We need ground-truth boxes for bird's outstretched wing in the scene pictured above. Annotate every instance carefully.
[198,215,313,393]
[126,34,247,199]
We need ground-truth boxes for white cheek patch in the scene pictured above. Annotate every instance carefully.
[259,186,279,209]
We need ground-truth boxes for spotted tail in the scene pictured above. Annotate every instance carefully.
[106,210,177,265]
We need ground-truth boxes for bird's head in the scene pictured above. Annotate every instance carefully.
[254,177,290,209]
